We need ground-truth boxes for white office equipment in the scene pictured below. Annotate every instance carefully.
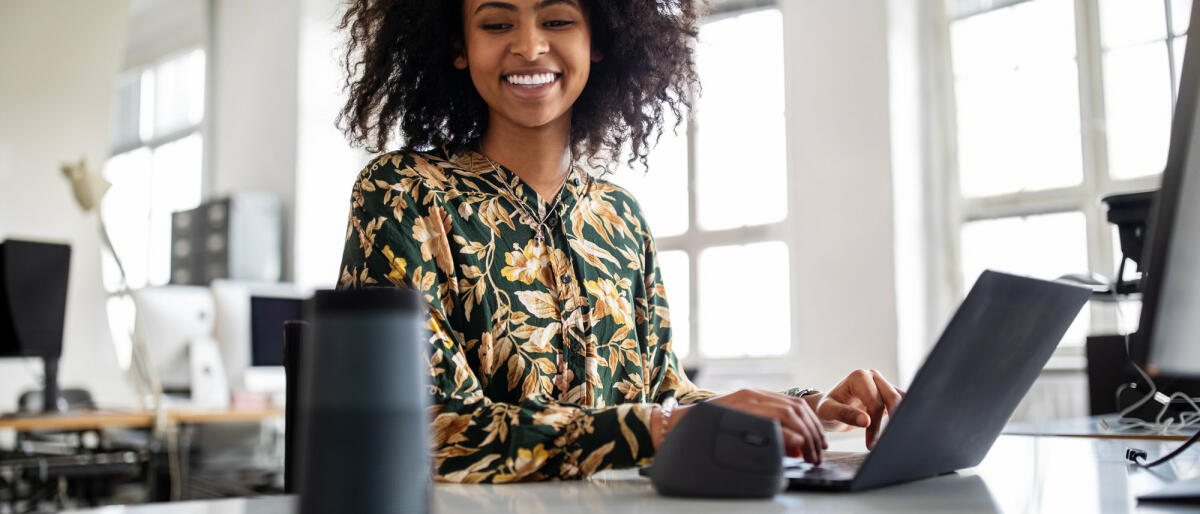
[131,285,223,405]
[188,335,230,408]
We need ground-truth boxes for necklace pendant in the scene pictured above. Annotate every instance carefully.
[535,227,545,246]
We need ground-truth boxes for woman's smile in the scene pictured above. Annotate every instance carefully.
[502,70,562,99]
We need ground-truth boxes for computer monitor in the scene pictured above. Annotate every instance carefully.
[0,239,71,412]
[1134,1,1200,378]
[211,280,305,394]
[249,296,302,367]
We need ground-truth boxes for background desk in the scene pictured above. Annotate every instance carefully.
[0,409,284,432]
[59,434,1200,513]
[0,409,285,505]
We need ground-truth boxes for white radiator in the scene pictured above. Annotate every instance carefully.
[1009,371,1090,423]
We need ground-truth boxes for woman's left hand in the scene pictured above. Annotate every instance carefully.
[803,369,905,450]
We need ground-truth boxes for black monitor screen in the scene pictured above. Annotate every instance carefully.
[249,296,303,367]
[1137,1,1200,377]
[0,240,70,358]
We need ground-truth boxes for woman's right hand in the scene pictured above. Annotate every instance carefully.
[658,389,827,464]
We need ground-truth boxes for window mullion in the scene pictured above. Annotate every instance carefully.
[1077,0,1127,343]
[937,6,966,298]
[685,110,701,365]
[1164,0,1181,105]
[656,222,789,251]
[1074,0,1115,281]
[962,187,1084,220]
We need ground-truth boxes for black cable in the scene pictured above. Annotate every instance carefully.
[1127,428,1200,468]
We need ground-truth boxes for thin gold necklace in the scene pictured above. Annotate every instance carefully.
[480,151,573,246]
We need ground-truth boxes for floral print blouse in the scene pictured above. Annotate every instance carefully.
[337,145,716,483]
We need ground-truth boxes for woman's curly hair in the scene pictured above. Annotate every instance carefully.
[337,0,703,171]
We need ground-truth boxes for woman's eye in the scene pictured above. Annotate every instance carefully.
[482,23,512,31]
[544,20,574,28]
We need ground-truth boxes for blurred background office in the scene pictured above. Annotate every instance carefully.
[0,0,1189,506]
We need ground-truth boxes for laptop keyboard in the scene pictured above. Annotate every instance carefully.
[784,452,868,480]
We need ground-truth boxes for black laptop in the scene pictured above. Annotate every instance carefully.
[785,270,1090,491]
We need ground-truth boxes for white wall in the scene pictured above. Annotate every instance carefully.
[208,0,301,281]
[782,0,900,390]
[294,0,373,291]
[208,0,364,289]
[0,0,137,411]
[124,0,205,69]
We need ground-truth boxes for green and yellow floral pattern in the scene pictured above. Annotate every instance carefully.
[338,145,715,483]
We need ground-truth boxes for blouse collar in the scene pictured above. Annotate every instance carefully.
[447,144,592,217]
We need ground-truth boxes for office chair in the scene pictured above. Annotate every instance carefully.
[17,388,95,413]
[282,320,306,494]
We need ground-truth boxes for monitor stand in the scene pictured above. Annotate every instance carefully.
[40,355,63,413]
[9,356,69,414]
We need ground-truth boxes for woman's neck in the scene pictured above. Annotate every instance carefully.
[479,114,572,203]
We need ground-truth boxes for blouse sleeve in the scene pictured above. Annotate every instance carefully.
[337,158,658,483]
[633,204,719,406]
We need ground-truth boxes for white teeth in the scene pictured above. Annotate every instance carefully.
[506,72,556,86]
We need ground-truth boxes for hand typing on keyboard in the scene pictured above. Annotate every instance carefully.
[808,369,905,450]
[656,370,903,465]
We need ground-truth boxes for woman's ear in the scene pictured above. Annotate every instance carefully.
[453,41,468,70]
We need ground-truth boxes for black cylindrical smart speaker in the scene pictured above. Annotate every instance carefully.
[298,287,429,514]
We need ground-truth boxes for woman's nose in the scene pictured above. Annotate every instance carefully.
[511,26,549,60]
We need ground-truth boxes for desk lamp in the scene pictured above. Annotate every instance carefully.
[61,158,164,424]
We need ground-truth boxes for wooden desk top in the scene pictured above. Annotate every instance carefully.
[0,411,154,431]
[0,408,284,431]
[167,408,284,424]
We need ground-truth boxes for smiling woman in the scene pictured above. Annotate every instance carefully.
[338,0,699,171]
[334,0,904,484]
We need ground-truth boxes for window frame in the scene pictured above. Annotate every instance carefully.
[106,45,208,290]
[111,46,207,162]
[646,0,800,373]
[940,0,1185,362]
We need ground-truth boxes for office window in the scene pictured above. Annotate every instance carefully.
[615,5,787,362]
[103,48,206,291]
[1099,0,1190,179]
[960,212,1091,343]
[945,0,1188,346]
[951,0,1083,198]
[694,8,788,231]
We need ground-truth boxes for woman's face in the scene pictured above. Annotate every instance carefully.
[457,0,597,133]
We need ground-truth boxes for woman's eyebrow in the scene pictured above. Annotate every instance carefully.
[474,2,517,14]
[535,0,581,10]
[474,0,580,15]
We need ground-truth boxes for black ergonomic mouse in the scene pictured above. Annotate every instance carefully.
[649,401,786,498]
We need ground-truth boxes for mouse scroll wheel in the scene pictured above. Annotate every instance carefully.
[742,432,769,446]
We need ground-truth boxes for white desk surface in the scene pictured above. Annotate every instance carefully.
[63,434,1200,514]
[1004,415,1194,441]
